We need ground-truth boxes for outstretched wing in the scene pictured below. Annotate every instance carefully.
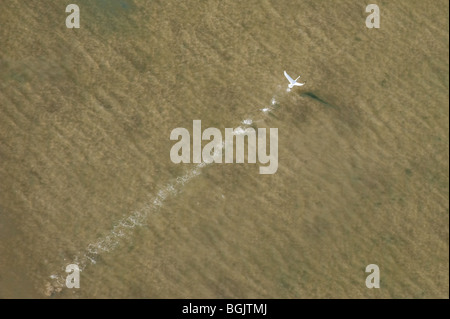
[284,71,295,84]
[293,82,305,87]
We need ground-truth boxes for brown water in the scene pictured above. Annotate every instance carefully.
[0,0,448,298]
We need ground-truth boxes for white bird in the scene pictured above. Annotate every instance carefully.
[284,71,305,89]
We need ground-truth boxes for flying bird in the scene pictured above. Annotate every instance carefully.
[284,71,305,89]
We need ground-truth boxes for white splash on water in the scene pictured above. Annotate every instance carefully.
[233,126,255,135]
[47,84,293,296]
[45,162,207,296]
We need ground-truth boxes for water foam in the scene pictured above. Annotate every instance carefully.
[46,90,287,296]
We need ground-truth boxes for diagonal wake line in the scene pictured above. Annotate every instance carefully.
[45,86,287,296]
